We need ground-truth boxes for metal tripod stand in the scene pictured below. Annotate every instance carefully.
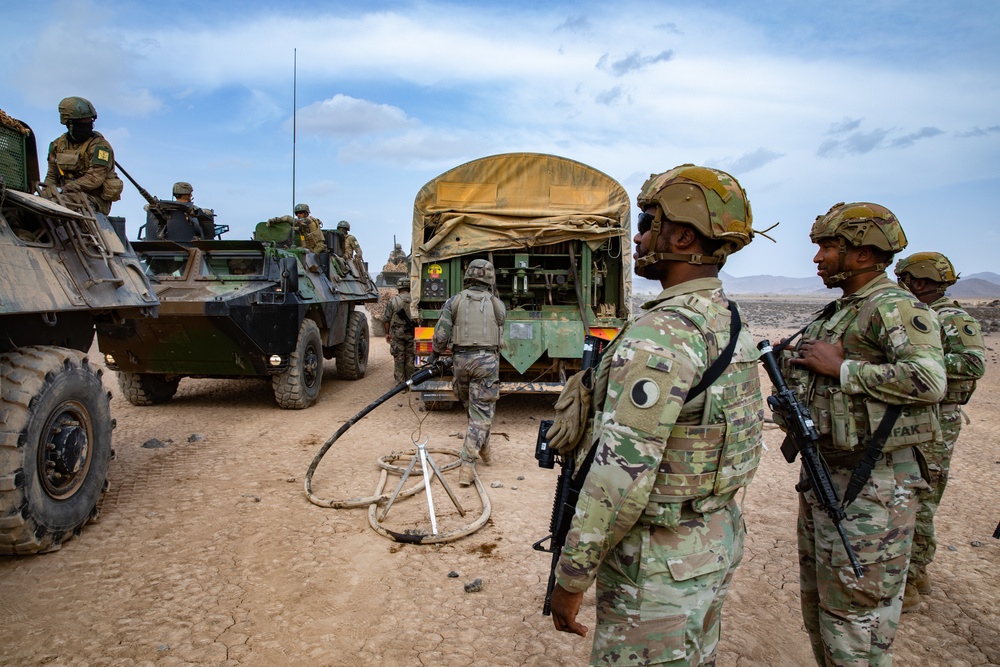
[379,437,466,535]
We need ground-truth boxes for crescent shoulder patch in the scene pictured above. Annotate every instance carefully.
[629,378,660,408]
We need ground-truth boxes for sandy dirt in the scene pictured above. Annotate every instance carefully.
[2,299,999,667]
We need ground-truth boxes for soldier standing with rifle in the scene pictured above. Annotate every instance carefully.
[545,165,765,666]
[894,252,985,611]
[774,203,945,666]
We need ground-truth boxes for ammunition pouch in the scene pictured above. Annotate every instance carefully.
[944,379,975,405]
[810,389,940,453]
[101,175,124,202]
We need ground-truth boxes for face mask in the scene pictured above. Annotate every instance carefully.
[68,120,94,143]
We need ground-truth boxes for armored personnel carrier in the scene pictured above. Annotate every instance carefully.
[96,187,379,410]
[0,110,158,553]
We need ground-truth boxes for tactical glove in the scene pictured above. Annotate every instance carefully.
[426,352,440,366]
[545,368,594,454]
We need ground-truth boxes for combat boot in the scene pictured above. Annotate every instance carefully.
[901,580,921,613]
[459,462,476,487]
[479,441,492,465]
[910,565,931,594]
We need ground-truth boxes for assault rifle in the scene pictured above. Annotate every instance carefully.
[757,340,864,578]
[532,335,604,615]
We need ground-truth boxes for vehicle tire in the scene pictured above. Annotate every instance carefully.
[116,372,180,406]
[272,319,323,409]
[335,310,369,380]
[422,400,457,411]
[0,346,113,554]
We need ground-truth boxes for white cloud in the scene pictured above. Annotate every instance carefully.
[295,95,414,136]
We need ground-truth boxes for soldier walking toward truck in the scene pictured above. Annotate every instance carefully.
[895,252,985,611]
[386,277,416,384]
[428,260,505,486]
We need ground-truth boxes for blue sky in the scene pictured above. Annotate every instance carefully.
[4,0,998,281]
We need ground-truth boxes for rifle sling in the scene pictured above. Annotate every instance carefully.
[841,403,902,507]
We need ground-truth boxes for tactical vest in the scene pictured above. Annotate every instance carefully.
[451,288,501,348]
[51,133,123,203]
[587,294,764,529]
[786,289,942,453]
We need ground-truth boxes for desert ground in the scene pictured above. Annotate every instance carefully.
[1,297,998,667]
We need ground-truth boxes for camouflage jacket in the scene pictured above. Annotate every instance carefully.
[43,131,115,201]
[344,234,362,260]
[928,296,985,404]
[386,292,414,340]
[271,215,327,253]
[432,285,505,353]
[777,274,946,453]
[555,278,764,594]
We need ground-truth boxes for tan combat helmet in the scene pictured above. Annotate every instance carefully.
[58,96,97,125]
[396,277,410,291]
[294,203,310,215]
[810,202,907,286]
[635,164,754,272]
[173,182,193,197]
[895,251,958,298]
[464,259,495,287]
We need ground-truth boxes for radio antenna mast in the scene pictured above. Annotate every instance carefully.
[292,48,297,211]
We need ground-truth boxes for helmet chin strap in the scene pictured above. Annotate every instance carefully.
[824,239,887,285]
[634,209,724,273]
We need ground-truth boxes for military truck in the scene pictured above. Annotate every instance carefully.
[409,152,631,407]
[95,187,379,410]
[0,110,158,554]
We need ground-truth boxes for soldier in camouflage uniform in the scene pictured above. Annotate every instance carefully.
[385,277,416,384]
[777,203,945,666]
[268,203,327,254]
[429,260,505,486]
[171,181,216,239]
[548,165,765,666]
[43,96,124,215]
[338,220,363,261]
[388,243,407,266]
[894,252,985,611]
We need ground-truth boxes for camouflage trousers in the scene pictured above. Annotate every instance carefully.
[909,407,963,574]
[590,502,744,666]
[799,447,927,667]
[453,349,499,463]
[389,336,415,384]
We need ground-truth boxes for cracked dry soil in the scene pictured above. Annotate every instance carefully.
[1,299,999,667]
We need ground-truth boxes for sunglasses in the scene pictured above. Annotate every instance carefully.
[637,211,656,234]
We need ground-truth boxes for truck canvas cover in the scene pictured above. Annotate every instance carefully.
[411,152,631,317]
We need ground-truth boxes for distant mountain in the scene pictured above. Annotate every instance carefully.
[631,271,1000,298]
[948,278,1000,298]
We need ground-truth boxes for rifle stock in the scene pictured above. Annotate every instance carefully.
[757,340,865,578]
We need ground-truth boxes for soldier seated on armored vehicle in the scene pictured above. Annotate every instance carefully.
[2,198,49,244]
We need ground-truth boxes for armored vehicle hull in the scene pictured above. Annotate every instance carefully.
[97,215,378,409]
[0,111,158,554]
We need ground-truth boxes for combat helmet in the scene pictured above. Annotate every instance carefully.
[294,203,310,215]
[58,96,97,125]
[895,252,957,298]
[173,181,193,196]
[396,277,410,291]
[394,243,402,250]
[464,259,495,287]
[810,202,907,286]
[337,220,351,231]
[635,164,753,272]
